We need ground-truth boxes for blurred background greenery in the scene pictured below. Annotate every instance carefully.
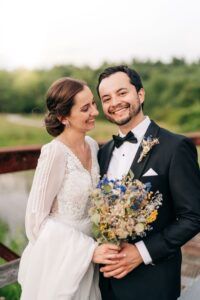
[0,58,200,134]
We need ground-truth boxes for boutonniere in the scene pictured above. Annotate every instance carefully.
[138,136,159,163]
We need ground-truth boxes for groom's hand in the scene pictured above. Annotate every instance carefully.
[92,243,124,265]
[100,243,143,279]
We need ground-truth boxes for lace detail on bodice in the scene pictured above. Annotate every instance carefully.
[50,137,100,221]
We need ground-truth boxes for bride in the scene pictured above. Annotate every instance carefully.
[18,77,122,300]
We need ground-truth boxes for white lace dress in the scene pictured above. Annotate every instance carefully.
[18,136,102,300]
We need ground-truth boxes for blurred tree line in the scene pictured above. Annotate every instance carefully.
[0,58,200,132]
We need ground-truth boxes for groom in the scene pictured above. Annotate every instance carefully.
[97,65,200,300]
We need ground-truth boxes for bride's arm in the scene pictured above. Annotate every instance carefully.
[25,142,66,242]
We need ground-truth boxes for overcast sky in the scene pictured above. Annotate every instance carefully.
[0,0,200,70]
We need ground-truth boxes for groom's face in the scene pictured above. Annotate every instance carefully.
[98,72,144,126]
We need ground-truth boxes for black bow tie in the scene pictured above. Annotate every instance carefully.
[112,131,138,148]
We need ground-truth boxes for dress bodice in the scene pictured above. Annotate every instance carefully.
[25,135,100,242]
[50,138,100,221]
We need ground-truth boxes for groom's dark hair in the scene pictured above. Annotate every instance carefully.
[96,65,143,96]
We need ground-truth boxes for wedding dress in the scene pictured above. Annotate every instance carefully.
[18,136,102,300]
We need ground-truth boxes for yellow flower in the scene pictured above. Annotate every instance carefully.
[100,224,107,232]
[100,205,109,214]
[147,210,158,223]
[108,231,116,239]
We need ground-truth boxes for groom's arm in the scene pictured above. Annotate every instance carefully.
[143,137,200,263]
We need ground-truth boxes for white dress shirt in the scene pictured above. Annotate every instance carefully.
[107,116,152,265]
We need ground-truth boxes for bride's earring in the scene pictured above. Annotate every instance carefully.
[63,119,70,128]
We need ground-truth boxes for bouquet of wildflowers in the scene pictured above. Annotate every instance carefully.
[89,172,162,245]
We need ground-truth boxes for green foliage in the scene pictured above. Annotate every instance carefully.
[0,219,9,242]
[0,217,27,255]
[0,59,200,132]
[0,219,26,299]
[0,283,21,300]
[0,114,51,147]
[0,114,117,146]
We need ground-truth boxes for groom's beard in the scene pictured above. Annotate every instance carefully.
[105,100,142,126]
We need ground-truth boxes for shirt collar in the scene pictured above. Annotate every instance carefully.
[119,116,151,140]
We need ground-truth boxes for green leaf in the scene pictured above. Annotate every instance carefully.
[92,223,100,239]
[91,213,100,225]
[102,184,112,193]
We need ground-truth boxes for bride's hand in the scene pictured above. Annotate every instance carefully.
[92,243,125,265]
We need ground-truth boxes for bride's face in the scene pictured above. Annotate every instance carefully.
[64,86,99,133]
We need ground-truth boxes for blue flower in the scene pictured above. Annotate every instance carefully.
[97,182,102,188]
[131,202,140,210]
[135,195,143,204]
[102,177,109,185]
[145,182,152,191]
[120,185,126,193]
[110,195,118,201]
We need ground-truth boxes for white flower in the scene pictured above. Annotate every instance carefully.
[113,189,121,196]
[146,204,155,211]
[115,228,129,239]
[136,216,146,223]
[135,223,145,233]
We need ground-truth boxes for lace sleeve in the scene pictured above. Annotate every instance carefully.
[25,141,66,242]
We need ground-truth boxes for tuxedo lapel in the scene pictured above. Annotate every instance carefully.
[130,120,160,179]
[99,140,115,177]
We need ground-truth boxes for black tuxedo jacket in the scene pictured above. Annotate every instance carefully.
[98,121,200,300]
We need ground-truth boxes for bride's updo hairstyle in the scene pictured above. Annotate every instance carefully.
[44,77,86,136]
